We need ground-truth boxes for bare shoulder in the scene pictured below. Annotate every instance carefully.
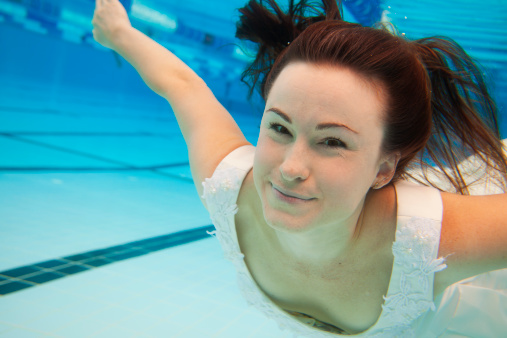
[435,192,507,294]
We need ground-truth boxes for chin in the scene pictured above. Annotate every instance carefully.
[262,206,315,234]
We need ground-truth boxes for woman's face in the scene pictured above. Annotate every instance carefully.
[253,62,391,233]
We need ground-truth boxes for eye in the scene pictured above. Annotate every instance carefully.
[269,122,291,136]
[320,137,347,148]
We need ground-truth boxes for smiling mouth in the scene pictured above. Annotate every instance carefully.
[271,184,315,202]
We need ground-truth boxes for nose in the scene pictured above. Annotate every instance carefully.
[279,143,310,182]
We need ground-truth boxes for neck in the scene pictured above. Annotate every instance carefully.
[267,194,372,275]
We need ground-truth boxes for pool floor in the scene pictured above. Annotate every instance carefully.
[0,95,284,337]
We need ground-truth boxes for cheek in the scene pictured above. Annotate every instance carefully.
[318,164,354,197]
[255,131,280,167]
[317,157,376,203]
[253,134,276,184]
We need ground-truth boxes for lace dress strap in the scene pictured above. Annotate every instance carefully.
[373,181,447,335]
[202,144,255,206]
[201,145,255,262]
[213,145,257,175]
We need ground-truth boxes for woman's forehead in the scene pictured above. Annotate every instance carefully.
[265,62,387,131]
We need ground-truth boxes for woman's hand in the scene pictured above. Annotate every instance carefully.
[92,0,132,50]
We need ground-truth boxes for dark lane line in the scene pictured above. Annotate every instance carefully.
[0,225,215,296]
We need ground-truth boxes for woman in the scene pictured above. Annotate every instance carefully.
[92,0,507,336]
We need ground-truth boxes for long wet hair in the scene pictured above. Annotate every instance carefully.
[235,0,507,194]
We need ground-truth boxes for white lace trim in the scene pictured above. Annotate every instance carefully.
[202,167,244,263]
[381,217,447,332]
[202,168,447,337]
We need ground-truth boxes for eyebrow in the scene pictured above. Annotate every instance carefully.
[267,108,358,134]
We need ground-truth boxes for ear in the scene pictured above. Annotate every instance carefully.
[372,151,400,189]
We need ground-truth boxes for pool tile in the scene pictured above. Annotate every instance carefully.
[0,266,41,278]
[63,252,96,262]
[52,308,130,338]
[0,321,15,334]
[81,258,111,267]
[140,300,182,320]
[24,271,66,284]
[103,250,145,262]
[141,317,189,337]
[33,259,68,269]
[85,305,136,326]
[0,299,54,326]
[175,327,213,338]
[92,324,141,338]
[0,281,34,295]
[0,327,48,338]
[188,313,233,336]
[54,264,89,275]
[114,312,164,333]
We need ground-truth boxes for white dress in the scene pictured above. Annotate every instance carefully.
[202,145,507,337]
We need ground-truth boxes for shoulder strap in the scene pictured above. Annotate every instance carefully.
[394,180,443,221]
[376,180,447,332]
[208,145,255,201]
[215,145,256,174]
[202,144,255,218]
[201,146,255,264]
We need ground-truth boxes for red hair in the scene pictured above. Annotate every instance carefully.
[236,0,507,194]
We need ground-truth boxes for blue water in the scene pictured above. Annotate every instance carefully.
[0,0,505,133]
[0,0,505,336]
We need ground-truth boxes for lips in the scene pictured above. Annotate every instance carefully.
[271,183,315,201]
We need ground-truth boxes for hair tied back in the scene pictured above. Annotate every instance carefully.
[236,0,343,97]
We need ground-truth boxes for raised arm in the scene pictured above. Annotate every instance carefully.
[92,0,250,202]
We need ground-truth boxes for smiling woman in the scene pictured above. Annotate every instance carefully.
[92,0,507,336]
[254,63,390,241]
